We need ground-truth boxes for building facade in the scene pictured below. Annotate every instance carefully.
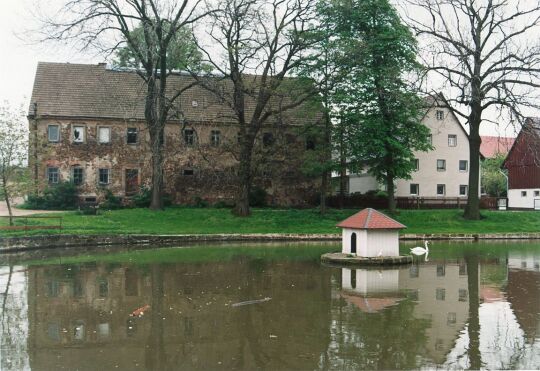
[28,62,323,206]
[347,96,480,199]
[503,118,540,210]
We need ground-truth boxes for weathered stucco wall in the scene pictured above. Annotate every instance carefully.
[30,118,322,206]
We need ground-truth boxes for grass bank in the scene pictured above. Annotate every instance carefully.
[1,207,540,237]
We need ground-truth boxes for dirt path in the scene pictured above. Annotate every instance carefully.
[0,198,62,217]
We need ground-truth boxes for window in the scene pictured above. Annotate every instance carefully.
[535,190,540,197]
[459,289,468,302]
[184,129,195,146]
[436,288,446,301]
[97,323,110,339]
[306,138,316,150]
[459,160,468,171]
[98,168,110,185]
[437,184,446,196]
[210,130,221,146]
[72,125,85,143]
[48,125,60,142]
[413,159,419,171]
[98,278,108,297]
[437,159,446,171]
[447,312,457,325]
[437,264,445,277]
[448,134,457,147]
[47,167,59,184]
[410,183,419,196]
[428,134,433,145]
[72,167,83,185]
[436,110,444,120]
[522,191,527,197]
[127,128,138,144]
[73,322,85,341]
[263,132,274,147]
[183,169,194,176]
[459,185,468,196]
[98,127,111,144]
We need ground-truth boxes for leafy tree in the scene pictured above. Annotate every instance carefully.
[481,154,507,197]
[404,0,540,219]
[323,0,431,214]
[0,102,29,226]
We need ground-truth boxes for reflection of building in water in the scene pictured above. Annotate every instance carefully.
[26,260,332,370]
[507,251,540,344]
[327,260,473,368]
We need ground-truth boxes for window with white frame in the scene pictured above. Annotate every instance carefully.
[48,125,60,142]
[428,134,433,145]
[98,127,111,144]
[98,168,110,185]
[72,126,85,143]
[437,159,446,171]
[459,160,468,171]
[210,130,220,147]
[448,134,457,147]
[47,167,59,184]
[72,167,84,185]
[127,128,138,144]
[410,183,419,195]
[413,158,419,171]
[436,110,444,120]
[184,129,195,146]
[459,185,468,196]
[437,184,446,196]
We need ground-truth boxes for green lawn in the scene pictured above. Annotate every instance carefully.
[1,207,539,237]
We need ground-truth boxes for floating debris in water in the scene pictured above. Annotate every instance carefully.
[231,297,271,307]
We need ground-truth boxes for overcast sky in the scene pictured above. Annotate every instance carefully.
[0,0,528,137]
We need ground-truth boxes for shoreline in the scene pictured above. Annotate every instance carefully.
[2,232,540,253]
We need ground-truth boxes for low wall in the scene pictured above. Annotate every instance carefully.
[2,232,540,253]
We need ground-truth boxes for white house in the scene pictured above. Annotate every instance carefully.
[336,208,406,257]
[347,95,480,199]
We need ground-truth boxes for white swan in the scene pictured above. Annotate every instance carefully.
[410,241,429,255]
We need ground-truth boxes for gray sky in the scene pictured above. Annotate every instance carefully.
[0,0,527,137]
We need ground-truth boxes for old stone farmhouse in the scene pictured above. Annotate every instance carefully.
[28,62,323,206]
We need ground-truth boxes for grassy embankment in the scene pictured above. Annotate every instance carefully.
[1,207,540,237]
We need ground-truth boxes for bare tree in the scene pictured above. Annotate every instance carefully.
[39,0,211,209]
[193,0,320,216]
[0,102,29,226]
[402,0,540,219]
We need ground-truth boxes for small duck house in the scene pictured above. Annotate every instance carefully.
[336,208,406,257]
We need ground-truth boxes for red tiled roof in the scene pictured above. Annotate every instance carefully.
[480,136,515,158]
[336,208,406,230]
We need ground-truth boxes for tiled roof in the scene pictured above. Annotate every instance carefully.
[336,208,406,230]
[480,136,515,158]
[28,62,319,125]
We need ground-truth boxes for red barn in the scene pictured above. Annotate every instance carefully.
[502,118,540,210]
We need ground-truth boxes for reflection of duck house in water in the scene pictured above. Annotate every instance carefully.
[341,267,403,313]
[337,208,406,257]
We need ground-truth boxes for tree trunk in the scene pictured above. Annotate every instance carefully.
[234,139,253,217]
[2,178,13,226]
[386,173,396,214]
[320,170,328,214]
[465,252,481,369]
[149,126,164,210]
[464,109,482,220]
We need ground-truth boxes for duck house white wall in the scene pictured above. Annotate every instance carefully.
[342,228,400,257]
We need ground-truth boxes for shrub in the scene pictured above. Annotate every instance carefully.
[193,196,209,208]
[100,189,123,210]
[249,186,268,207]
[132,186,151,208]
[24,182,79,210]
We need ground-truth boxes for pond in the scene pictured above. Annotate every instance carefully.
[0,241,539,370]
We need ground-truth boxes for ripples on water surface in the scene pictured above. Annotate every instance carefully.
[0,241,539,370]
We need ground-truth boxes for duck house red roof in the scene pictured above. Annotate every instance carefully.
[336,208,406,230]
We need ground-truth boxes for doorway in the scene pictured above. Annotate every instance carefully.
[125,169,139,196]
[351,232,357,254]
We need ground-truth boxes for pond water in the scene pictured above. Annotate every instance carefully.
[0,241,539,370]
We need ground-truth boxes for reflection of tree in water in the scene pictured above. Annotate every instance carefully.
[0,266,29,370]
[465,252,481,370]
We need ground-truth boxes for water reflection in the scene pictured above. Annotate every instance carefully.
[0,243,539,370]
